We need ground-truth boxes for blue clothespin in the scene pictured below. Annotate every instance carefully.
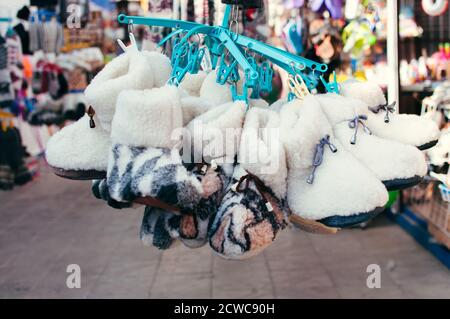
[320,71,340,94]
[259,61,273,94]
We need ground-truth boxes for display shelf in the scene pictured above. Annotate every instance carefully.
[386,208,450,270]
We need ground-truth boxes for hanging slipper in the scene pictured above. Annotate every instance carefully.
[339,80,441,150]
[209,108,289,260]
[107,85,204,213]
[280,96,388,228]
[179,71,208,97]
[316,93,427,191]
[91,179,133,209]
[46,38,163,180]
[140,206,182,250]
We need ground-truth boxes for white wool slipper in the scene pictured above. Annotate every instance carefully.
[46,113,110,179]
[47,44,157,180]
[141,51,172,88]
[107,85,204,213]
[316,93,428,191]
[179,71,207,97]
[186,101,247,165]
[209,108,289,260]
[280,97,389,227]
[339,81,440,150]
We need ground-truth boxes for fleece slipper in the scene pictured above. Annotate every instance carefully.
[280,96,389,228]
[46,40,159,180]
[316,93,427,191]
[107,85,204,213]
[339,80,441,150]
[208,107,289,259]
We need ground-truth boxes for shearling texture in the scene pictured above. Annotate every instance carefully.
[141,50,172,88]
[208,165,288,260]
[316,95,428,181]
[111,86,184,149]
[140,206,181,250]
[339,80,387,108]
[280,97,389,220]
[91,179,133,209]
[366,112,441,147]
[84,50,155,131]
[239,107,287,199]
[180,71,207,97]
[181,96,214,126]
[46,114,110,171]
[107,144,204,213]
[200,70,234,105]
[340,81,440,147]
[186,101,246,165]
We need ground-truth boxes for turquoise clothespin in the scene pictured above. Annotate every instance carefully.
[320,71,340,94]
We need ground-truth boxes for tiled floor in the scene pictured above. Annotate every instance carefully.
[0,164,449,299]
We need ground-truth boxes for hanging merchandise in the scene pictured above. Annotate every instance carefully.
[44,3,435,259]
[310,0,343,19]
[29,10,64,54]
[0,36,14,109]
[422,0,449,16]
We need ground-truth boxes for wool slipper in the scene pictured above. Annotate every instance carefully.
[107,85,204,213]
[179,71,208,97]
[280,97,389,227]
[140,206,182,250]
[316,93,427,191]
[208,108,289,260]
[339,81,441,150]
[46,40,158,180]
[91,179,133,209]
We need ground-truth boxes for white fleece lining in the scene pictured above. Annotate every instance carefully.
[46,114,110,170]
[186,101,246,164]
[280,96,388,220]
[141,51,172,88]
[180,96,214,126]
[84,51,155,131]
[180,71,207,97]
[366,113,441,147]
[340,81,441,146]
[315,94,428,181]
[239,107,287,199]
[339,80,387,108]
[111,85,183,149]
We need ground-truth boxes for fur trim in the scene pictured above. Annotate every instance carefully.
[179,71,207,97]
[186,101,246,164]
[84,51,155,131]
[239,107,287,199]
[316,93,368,125]
[339,80,387,108]
[279,96,389,220]
[333,122,428,180]
[111,86,183,149]
[141,51,172,88]
[180,96,214,126]
[199,70,234,105]
[317,94,428,180]
[367,113,441,147]
[46,114,110,171]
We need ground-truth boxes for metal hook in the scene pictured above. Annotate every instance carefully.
[128,20,134,35]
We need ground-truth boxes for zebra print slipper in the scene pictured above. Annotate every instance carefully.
[107,86,204,212]
[209,165,289,260]
[209,107,289,260]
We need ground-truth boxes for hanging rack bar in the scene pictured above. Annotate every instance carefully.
[117,13,328,89]
[0,18,12,22]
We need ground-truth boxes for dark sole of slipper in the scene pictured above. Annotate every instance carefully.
[318,206,385,228]
[382,175,423,191]
[417,140,438,151]
[50,166,107,180]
